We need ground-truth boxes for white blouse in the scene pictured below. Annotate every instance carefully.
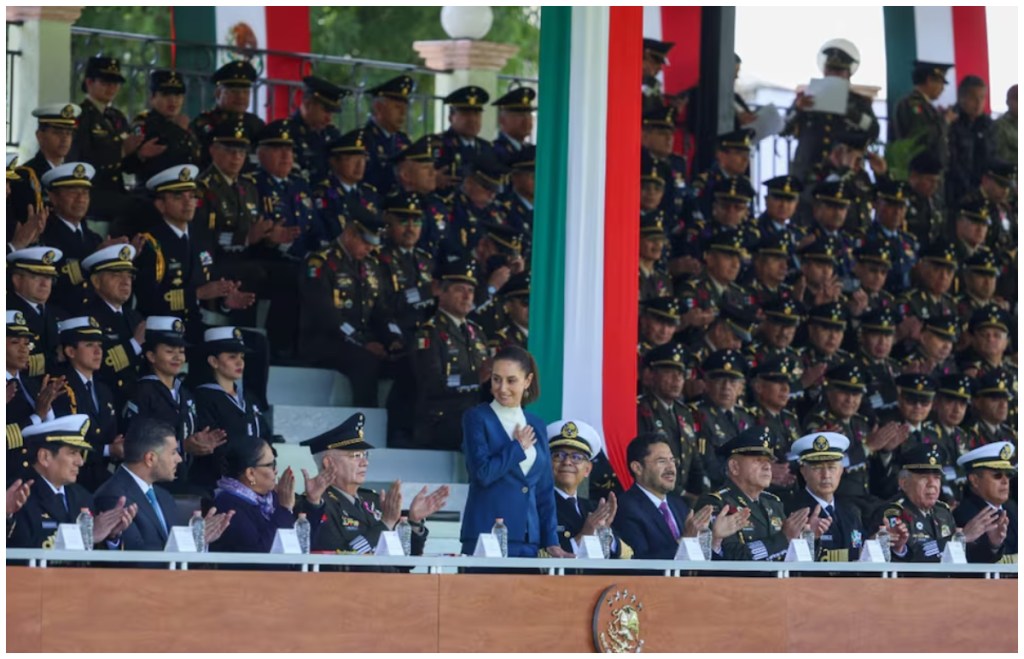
[490,399,536,475]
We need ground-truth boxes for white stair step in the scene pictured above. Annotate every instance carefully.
[272,405,388,447]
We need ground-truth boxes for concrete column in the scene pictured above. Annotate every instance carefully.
[6,6,83,158]
[412,40,518,140]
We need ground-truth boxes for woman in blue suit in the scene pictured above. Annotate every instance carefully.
[460,346,572,558]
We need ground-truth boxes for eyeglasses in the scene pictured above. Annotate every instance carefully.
[551,451,588,464]
[254,460,277,469]
[343,451,371,462]
[986,472,1011,481]
[649,457,681,469]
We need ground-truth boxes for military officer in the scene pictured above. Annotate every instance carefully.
[313,128,380,242]
[976,161,1017,253]
[898,314,959,381]
[890,61,953,168]
[445,153,509,258]
[253,119,323,259]
[932,373,978,498]
[873,374,946,500]
[7,247,63,378]
[951,196,993,283]
[743,233,796,307]
[490,271,530,353]
[967,370,1017,447]
[437,85,494,189]
[291,75,348,184]
[38,163,105,315]
[298,206,402,407]
[756,175,804,271]
[856,306,901,412]
[746,298,815,400]
[905,152,947,246]
[747,355,804,506]
[469,221,524,335]
[642,104,687,222]
[676,227,753,319]
[958,305,1015,386]
[361,74,415,195]
[641,38,673,115]
[637,297,681,380]
[639,209,672,302]
[491,86,536,165]
[697,426,806,561]
[500,145,536,257]
[21,103,81,188]
[876,443,957,562]
[795,235,843,309]
[848,241,899,323]
[799,302,854,409]
[638,342,704,498]
[190,61,265,169]
[954,442,1017,563]
[860,177,919,294]
[124,70,202,186]
[898,241,959,321]
[411,258,490,451]
[376,191,434,340]
[393,134,450,256]
[688,129,754,222]
[693,349,757,490]
[686,304,757,370]
[804,179,858,287]
[956,251,1011,329]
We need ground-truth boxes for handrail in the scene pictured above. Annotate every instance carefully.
[6,548,1017,578]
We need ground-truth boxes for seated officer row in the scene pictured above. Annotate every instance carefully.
[8,410,1014,564]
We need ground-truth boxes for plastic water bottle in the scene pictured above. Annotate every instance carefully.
[76,508,94,550]
[801,526,816,560]
[596,525,614,559]
[697,528,713,560]
[188,510,206,552]
[876,526,891,562]
[491,518,509,558]
[396,516,413,556]
[295,513,311,554]
[952,528,967,551]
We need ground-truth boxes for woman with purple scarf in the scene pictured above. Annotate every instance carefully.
[209,437,334,552]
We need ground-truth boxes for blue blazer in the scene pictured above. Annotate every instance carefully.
[94,466,179,551]
[459,403,558,553]
[612,484,691,560]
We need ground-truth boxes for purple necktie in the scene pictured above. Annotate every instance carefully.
[659,501,681,540]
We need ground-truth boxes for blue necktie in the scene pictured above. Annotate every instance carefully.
[146,487,168,533]
[58,491,69,513]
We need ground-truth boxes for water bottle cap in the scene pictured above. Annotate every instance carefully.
[495,517,504,523]
[298,512,307,519]
[400,516,408,522]
[80,507,90,513]
[192,510,202,516]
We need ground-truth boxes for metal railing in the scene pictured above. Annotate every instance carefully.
[6,548,1017,578]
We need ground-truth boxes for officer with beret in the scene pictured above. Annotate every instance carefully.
[747,355,804,499]
[860,177,919,294]
[891,61,954,168]
[641,38,674,115]
[8,414,137,548]
[693,349,756,490]
[124,70,202,185]
[70,56,142,223]
[410,257,490,450]
[445,152,509,257]
[392,134,451,256]
[313,128,380,243]
[301,413,449,560]
[898,314,959,381]
[904,152,947,246]
[637,343,704,498]
[21,103,81,186]
[696,426,811,561]
[291,75,348,184]
[873,374,946,500]
[50,316,121,492]
[298,205,401,407]
[490,271,530,353]
[966,370,1017,446]
[848,240,899,318]
[641,105,687,221]
[639,209,672,302]
[135,165,255,343]
[547,419,629,558]
[688,129,754,222]
[81,244,144,413]
[743,233,796,307]
[191,61,266,169]
[954,441,1016,563]
[253,120,324,259]
[932,373,977,497]
[7,246,63,377]
[875,443,957,562]
[788,431,868,561]
[855,306,901,412]
[437,85,495,187]
[37,163,105,315]
[499,145,536,257]
[361,75,415,196]
[492,86,536,165]
[898,240,959,321]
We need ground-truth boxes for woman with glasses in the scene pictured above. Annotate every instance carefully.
[459,345,571,558]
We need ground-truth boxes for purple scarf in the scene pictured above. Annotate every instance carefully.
[215,477,275,520]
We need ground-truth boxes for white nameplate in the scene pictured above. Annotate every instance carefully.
[54,524,85,550]
[941,540,967,564]
[271,528,302,554]
[674,537,707,561]
[473,532,502,557]
[785,538,814,562]
[577,535,606,559]
[374,531,405,557]
[164,526,198,552]
[858,539,886,562]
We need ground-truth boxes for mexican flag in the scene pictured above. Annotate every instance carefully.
[531,7,642,488]
[172,6,311,121]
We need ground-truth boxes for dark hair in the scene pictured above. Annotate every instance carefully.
[958,75,987,95]
[626,432,670,471]
[220,437,273,480]
[911,69,929,86]
[492,345,540,404]
[124,417,177,464]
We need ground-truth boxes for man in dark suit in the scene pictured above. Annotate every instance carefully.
[51,316,121,492]
[954,441,1017,564]
[788,431,867,562]
[7,246,64,377]
[8,414,136,548]
[94,417,232,550]
[546,419,627,558]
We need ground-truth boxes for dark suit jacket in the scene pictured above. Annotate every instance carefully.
[39,216,103,315]
[612,484,691,560]
[788,488,865,562]
[191,384,268,489]
[208,490,297,553]
[954,490,1018,563]
[51,364,119,492]
[7,374,44,485]
[84,294,144,412]
[555,492,622,558]
[7,293,62,377]
[9,476,95,548]
[94,465,178,551]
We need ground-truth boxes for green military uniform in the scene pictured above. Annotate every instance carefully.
[898,288,957,321]
[693,350,756,490]
[195,165,261,252]
[877,481,957,564]
[190,61,266,170]
[891,85,949,168]
[491,323,528,353]
[124,106,202,185]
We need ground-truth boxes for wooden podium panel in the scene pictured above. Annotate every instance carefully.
[7,568,1017,652]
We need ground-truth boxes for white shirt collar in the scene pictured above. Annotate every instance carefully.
[805,487,835,510]
[516,191,533,211]
[439,308,466,328]
[554,487,577,500]
[123,464,155,491]
[514,322,529,337]
[164,220,188,239]
[103,299,123,314]
[59,217,83,233]
[636,483,667,506]
[40,475,65,496]
[500,132,523,150]
[370,116,392,138]
[73,368,93,387]
[16,293,42,313]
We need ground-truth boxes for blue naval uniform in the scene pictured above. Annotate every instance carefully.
[290,111,342,186]
[492,132,524,165]
[416,192,452,258]
[860,221,920,294]
[312,175,380,243]
[444,191,506,257]
[254,169,323,259]
[757,213,805,271]
[438,127,495,183]
[361,118,412,196]
[499,190,534,255]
